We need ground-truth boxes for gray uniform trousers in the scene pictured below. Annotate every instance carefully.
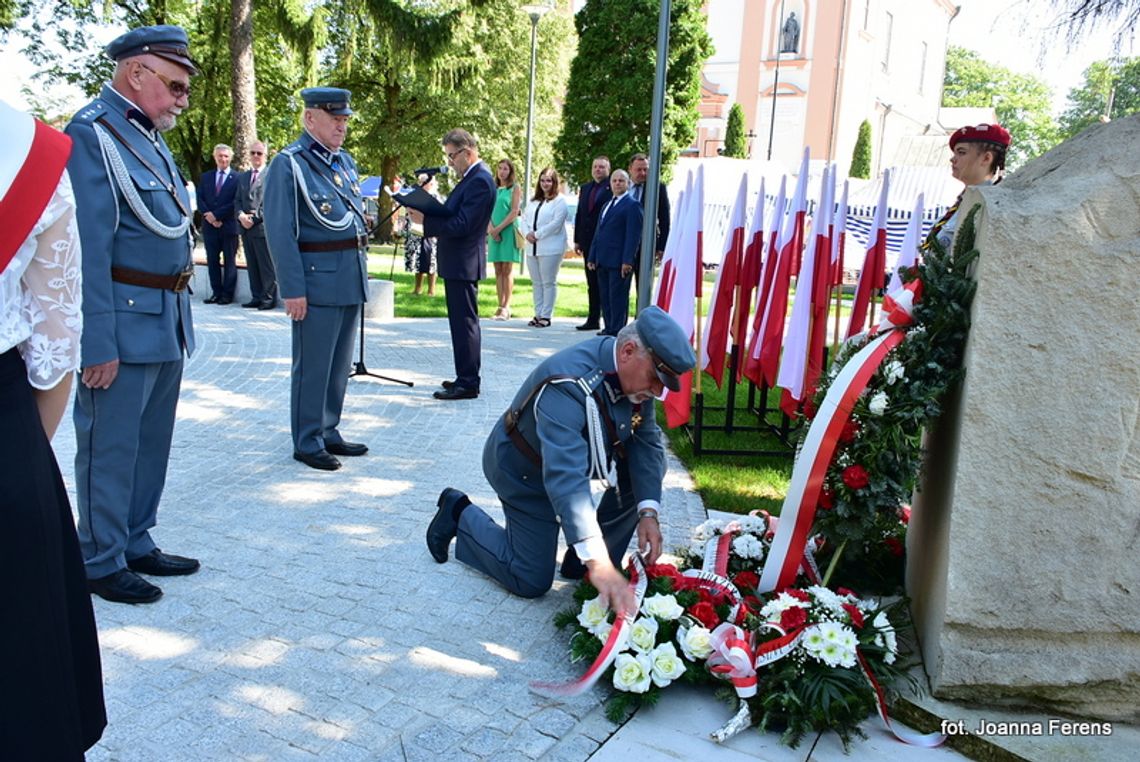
[291,303,360,455]
[74,359,183,578]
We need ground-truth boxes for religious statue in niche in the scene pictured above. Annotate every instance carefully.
[781,11,801,54]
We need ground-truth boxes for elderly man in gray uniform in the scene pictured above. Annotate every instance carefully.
[263,87,369,471]
[66,25,200,604]
[427,306,696,614]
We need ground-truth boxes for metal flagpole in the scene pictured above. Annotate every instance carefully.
[635,0,672,314]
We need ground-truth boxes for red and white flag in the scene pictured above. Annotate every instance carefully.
[733,176,766,361]
[658,166,703,428]
[700,173,748,388]
[741,175,787,387]
[755,147,810,389]
[830,179,848,287]
[846,169,890,338]
[805,164,836,398]
[888,192,923,292]
[653,173,691,310]
[776,162,830,412]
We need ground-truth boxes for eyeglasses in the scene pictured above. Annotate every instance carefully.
[249,150,265,155]
[445,147,469,161]
[137,62,191,99]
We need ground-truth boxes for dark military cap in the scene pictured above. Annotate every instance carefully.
[635,305,697,392]
[106,25,199,76]
[301,87,354,116]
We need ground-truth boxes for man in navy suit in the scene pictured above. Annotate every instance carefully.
[628,153,671,293]
[572,155,612,331]
[197,144,240,304]
[410,128,496,400]
[235,139,278,309]
[587,169,643,336]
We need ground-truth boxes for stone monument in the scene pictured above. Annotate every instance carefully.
[907,115,1140,721]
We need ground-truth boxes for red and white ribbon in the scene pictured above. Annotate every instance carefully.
[530,553,649,698]
[858,652,946,747]
[707,623,757,697]
[758,280,920,593]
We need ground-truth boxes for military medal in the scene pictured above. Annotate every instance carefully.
[320,201,332,215]
[333,173,343,187]
[351,183,360,194]
[631,411,643,429]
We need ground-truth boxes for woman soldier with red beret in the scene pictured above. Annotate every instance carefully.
[924,123,1012,252]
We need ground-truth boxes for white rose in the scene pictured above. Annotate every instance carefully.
[678,623,715,661]
[577,597,610,636]
[629,617,660,653]
[649,642,686,687]
[883,360,905,385]
[612,652,653,693]
[594,622,613,643]
[868,391,889,416]
[642,593,684,621]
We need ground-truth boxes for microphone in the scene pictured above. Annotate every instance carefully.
[411,165,448,179]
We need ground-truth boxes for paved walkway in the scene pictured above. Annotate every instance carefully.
[52,301,957,761]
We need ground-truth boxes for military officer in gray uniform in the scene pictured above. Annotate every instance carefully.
[66,25,201,604]
[427,306,696,615]
[263,87,369,471]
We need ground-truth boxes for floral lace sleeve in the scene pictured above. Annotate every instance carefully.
[18,171,83,390]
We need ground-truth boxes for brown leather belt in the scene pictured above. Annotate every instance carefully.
[299,235,368,252]
[111,265,194,292]
[502,375,624,467]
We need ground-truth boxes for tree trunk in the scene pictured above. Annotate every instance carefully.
[230,0,257,168]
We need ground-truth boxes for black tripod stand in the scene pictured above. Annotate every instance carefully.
[348,178,422,387]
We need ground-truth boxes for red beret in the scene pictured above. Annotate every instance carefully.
[949,123,1011,150]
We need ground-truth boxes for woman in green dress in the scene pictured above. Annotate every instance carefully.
[486,159,522,320]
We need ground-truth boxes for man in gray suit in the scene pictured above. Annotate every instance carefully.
[263,87,370,471]
[426,306,696,615]
[236,139,278,309]
[66,25,201,604]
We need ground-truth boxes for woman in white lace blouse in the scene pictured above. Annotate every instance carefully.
[0,99,106,758]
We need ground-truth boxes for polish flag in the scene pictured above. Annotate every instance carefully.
[733,176,766,357]
[756,147,810,388]
[741,175,787,386]
[653,173,692,310]
[658,166,704,428]
[830,179,848,287]
[776,163,831,413]
[805,165,836,397]
[888,193,924,292]
[701,173,748,388]
[846,169,890,339]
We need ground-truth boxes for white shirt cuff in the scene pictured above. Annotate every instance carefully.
[573,536,610,563]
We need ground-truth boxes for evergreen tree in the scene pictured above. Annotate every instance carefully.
[554,0,713,185]
[723,102,746,158]
[1059,56,1140,138]
[849,119,872,179]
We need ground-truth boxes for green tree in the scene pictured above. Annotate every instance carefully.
[1059,56,1140,137]
[723,102,746,158]
[942,45,1060,168]
[849,119,871,179]
[554,0,713,185]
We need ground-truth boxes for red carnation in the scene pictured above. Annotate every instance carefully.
[837,587,856,598]
[842,465,870,490]
[646,563,683,581]
[885,537,905,557]
[688,601,721,629]
[818,488,835,510]
[786,588,810,602]
[839,420,861,444]
[699,588,725,607]
[842,603,865,629]
[733,571,760,593]
[780,606,808,631]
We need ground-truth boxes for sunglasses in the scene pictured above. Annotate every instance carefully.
[249,150,265,155]
[137,62,191,99]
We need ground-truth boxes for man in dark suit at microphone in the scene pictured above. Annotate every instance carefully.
[408,129,496,401]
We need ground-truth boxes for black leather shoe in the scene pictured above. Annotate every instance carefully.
[560,546,587,580]
[433,386,478,400]
[217,297,233,305]
[204,295,220,304]
[293,450,341,470]
[89,569,163,604]
[127,548,201,576]
[576,322,600,331]
[327,441,368,457]
[441,379,456,389]
[426,488,468,563]
[241,300,260,308]
[257,300,278,310]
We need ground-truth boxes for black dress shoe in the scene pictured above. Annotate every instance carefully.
[241,299,260,308]
[293,450,342,470]
[326,441,368,457]
[89,569,163,604]
[204,295,220,304]
[441,379,456,389]
[217,297,233,305]
[576,322,600,331]
[426,488,469,563]
[560,546,587,580]
[127,548,201,576]
[433,386,478,400]
[257,300,278,310]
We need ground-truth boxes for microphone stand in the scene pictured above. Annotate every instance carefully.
[349,174,436,387]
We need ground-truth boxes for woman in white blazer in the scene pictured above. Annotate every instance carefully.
[518,167,568,327]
